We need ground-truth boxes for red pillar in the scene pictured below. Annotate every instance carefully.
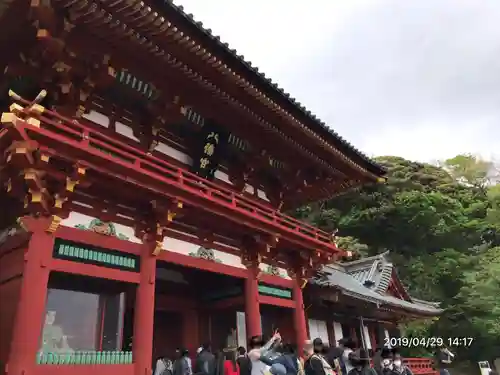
[293,277,308,356]
[133,243,157,375]
[182,309,199,357]
[7,222,54,375]
[244,266,261,338]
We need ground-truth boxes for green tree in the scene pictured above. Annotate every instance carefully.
[335,236,369,259]
[440,154,493,189]
[293,155,500,364]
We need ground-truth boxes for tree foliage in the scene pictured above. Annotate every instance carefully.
[294,155,500,363]
[440,154,494,189]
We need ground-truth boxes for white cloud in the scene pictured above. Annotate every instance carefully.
[174,0,500,162]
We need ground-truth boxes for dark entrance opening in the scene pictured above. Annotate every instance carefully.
[153,261,245,360]
[153,310,183,360]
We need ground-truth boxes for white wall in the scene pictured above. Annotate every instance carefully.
[384,328,391,348]
[362,323,372,350]
[333,321,343,344]
[308,319,329,344]
[82,110,269,201]
[61,211,290,278]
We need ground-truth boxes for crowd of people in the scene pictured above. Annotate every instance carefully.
[152,331,422,375]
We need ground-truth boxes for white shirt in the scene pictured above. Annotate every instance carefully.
[342,349,354,374]
[248,336,280,375]
[249,349,270,375]
[154,359,166,375]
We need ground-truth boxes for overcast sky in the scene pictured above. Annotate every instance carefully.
[173,0,500,162]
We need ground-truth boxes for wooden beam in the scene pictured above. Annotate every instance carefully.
[48,5,351,185]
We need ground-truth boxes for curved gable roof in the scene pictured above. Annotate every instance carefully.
[154,0,386,178]
[313,252,442,315]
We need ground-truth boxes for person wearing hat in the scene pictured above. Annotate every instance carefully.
[347,349,375,375]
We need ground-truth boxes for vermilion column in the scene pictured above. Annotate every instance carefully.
[244,265,261,338]
[8,221,54,375]
[293,277,308,355]
[182,309,199,356]
[133,242,157,375]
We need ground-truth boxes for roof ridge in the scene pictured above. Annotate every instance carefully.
[341,251,390,266]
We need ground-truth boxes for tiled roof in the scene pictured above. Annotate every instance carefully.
[313,253,442,315]
[342,251,394,294]
[155,0,386,178]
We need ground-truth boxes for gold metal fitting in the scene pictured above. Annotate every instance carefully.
[9,103,24,113]
[46,215,63,233]
[152,240,162,256]
[26,117,41,128]
[29,103,46,115]
[65,177,79,192]
[1,112,19,126]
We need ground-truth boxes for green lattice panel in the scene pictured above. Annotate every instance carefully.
[56,244,136,270]
[37,351,133,365]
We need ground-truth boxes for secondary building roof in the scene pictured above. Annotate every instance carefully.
[313,252,442,316]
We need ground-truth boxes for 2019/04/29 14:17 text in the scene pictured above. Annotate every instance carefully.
[384,337,474,348]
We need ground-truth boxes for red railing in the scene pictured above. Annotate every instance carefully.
[4,101,342,254]
[405,358,437,375]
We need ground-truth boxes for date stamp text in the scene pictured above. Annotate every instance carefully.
[384,337,474,348]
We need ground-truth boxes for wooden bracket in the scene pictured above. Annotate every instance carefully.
[254,234,280,255]
[134,223,166,256]
[137,199,184,256]
[240,245,262,279]
[45,215,63,233]
[150,199,183,226]
[3,90,47,128]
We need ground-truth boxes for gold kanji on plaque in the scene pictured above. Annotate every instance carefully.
[204,143,215,156]
[200,157,210,169]
[207,132,219,144]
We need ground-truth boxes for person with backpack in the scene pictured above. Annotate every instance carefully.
[303,340,327,375]
[237,347,252,375]
[311,339,336,375]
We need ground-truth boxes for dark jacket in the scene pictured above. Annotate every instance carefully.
[304,355,326,375]
[391,367,413,375]
[347,367,377,375]
[174,357,190,375]
[326,348,342,368]
[260,353,298,375]
[195,350,216,375]
[237,355,252,375]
